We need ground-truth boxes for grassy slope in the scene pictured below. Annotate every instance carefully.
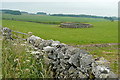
[2,14,109,23]
[2,20,118,45]
[2,38,46,78]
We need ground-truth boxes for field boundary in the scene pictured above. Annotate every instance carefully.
[2,18,61,25]
[71,43,119,48]
[1,27,118,78]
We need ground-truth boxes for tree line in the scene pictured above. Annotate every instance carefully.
[1,10,21,15]
[50,14,118,21]
[1,9,118,21]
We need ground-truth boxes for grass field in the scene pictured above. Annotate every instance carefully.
[1,15,119,76]
[2,14,109,24]
[2,20,118,45]
[2,38,46,78]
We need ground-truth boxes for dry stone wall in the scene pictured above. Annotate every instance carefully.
[2,27,117,79]
[60,23,92,28]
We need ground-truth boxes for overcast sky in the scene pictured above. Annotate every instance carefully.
[1,0,120,2]
[1,0,119,16]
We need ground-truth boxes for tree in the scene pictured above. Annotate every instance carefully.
[37,12,47,15]
[2,10,21,15]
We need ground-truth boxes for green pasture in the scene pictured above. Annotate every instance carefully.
[2,20,118,45]
[2,14,109,23]
[1,16,118,76]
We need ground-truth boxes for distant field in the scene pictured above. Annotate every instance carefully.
[2,20,118,45]
[2,14,109,24]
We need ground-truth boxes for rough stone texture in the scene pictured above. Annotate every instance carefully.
[43,46,55,52]
[60,23,92,28]
[27,35,117,78]
[1,27,12,39]
[2,27,117,79]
